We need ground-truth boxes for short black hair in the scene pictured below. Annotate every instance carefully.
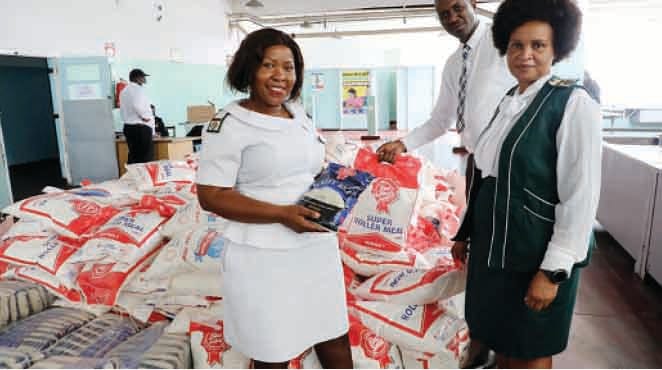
[492,0,582,64]
[226,28,304,100]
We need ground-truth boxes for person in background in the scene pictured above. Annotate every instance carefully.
[120,68,154,163]
[377,0,516,180]
[150,104,170,137]
[377,0,516,365]
[196,28,352,369]
[451,0,601,368]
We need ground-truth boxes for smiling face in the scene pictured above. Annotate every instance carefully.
[249,45,296,113]
[436,0,478,43]
[506,20,555,92]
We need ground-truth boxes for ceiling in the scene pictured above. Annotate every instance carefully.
[228,0,659,38]
[229,1,504,37]
[230,0,436,16]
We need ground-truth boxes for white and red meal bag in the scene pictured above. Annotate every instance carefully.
[352,264,466,305]
[168,271,223,298]
[2,192,119,238]
[444,170,466,211]
[165,303,224,334]
[142,226,224,276]
[161,202,225,238]
[406,201,460,252]
[72,195,174,265]
[324,134,360,167]
[343,263,360,304]
[185,152,200,170]
[35,235,86,289]
[439,292,466,319]
[345,148,422,256]
[68,179,141,207]
[340,245,438,277]
[288,348,322,369]
[0,260,19,278]
[419,163,454,203]
[75,242,164,307]
[348,314,403,369]
[124,160,197,191]
[0,233,49,267]
[189,311,250,369]
[14,265,83,303]
[400,327,469,369]
[350,300,467,354]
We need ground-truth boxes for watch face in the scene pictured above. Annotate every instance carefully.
[552,270,568,283]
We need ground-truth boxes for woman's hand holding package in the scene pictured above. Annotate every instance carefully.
[525,271,559,311]
[278,205,328,233]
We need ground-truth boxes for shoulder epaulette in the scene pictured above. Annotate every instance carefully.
[206,110,230,133]
[549,77,578,88]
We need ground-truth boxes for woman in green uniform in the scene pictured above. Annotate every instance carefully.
[450,0,601,368]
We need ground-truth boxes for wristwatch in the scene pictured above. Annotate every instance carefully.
[541,269,568,284]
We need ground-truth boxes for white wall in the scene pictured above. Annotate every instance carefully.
[297,32,457,70]
[0,0,232,64]
[584,4,662,108]
[297,31,457,99]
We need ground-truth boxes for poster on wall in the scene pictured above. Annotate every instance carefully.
[341,70,370,116]
[341,70,371,129]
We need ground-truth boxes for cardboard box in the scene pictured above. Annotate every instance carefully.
[187,104,216,123]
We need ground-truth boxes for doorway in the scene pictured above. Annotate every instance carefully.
[0,55,66,202]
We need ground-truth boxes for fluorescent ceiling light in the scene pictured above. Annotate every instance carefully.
[245,0,264,8]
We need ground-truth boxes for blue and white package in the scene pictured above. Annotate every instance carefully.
[46,313,144,358]
[0,307,95,353]
[0,280,55,329]
[0,346,33,369]
[103,322,168,368]
[298,163,374,231]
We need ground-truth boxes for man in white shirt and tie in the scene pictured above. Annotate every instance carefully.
[378,0,515,186]
[377,0,515,367]
[120,68,155,164]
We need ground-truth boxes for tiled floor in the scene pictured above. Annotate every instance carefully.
[555,224,662,368]
[9,158,70,201]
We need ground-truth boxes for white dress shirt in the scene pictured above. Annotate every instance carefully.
[196,100,333,250]
[403,21,516,153]
[119,82,154,129]
[473,74,602,274]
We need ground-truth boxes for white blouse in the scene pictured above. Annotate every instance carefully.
[473,74,602,274]
[196,100,335,249]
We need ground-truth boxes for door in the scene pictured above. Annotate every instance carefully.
[57,57,117,184]
[0,113,13,209]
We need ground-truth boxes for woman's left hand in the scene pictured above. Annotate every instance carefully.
[524,271,559,311]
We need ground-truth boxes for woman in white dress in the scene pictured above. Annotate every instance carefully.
[196,28,352,368]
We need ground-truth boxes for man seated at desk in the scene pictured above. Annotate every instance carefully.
[151,104,170,137]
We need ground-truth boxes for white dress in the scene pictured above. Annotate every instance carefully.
[196,100,349,362]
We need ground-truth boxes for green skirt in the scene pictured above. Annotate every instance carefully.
[465,177,580,359]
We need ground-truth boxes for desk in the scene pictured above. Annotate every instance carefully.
[597,143,662,279]
[115,136,200,176]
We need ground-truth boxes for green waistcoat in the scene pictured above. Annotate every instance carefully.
[455,77,593,272]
